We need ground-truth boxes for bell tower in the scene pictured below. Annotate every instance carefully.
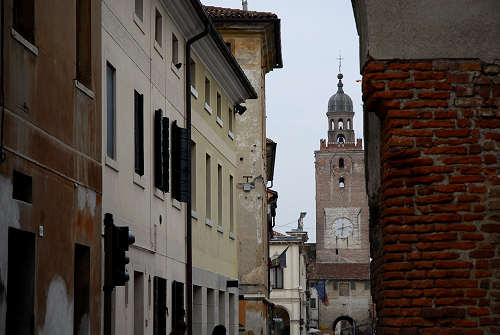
[327,74,355,145]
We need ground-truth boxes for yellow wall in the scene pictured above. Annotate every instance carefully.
[191,53,238,279]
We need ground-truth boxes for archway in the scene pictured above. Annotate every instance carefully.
[333,316,356,335]
[272,306,290,335]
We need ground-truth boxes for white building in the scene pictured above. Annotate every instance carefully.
[101,0,255,334]
[269,226,309,335]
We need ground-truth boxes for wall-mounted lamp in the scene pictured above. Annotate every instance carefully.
[234,104,247,115]
[175,63,182,69]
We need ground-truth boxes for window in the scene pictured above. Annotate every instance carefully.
[338,119,344,130]
[135,0,143,21]
[205,78,211,106]
[339,158,344,169]
[191,142,197,210]
[172,34,179,65]
[216,93,222,119]
[228,108,233,133]
[330,119,335,130]
[270,267,284,289]
[12,170,32,203]
[134,90,144,176]
[339,177,345,188]
[13,0,34,43]
[106,62,116,159]
[77,0,92,88]
[310,298,317,309]
[337,134,345,144]
[154,110,164,190]
[6,228,35,335]
[134,272,144,335]
[190,59,196,89]
[347,119,351,129]
[229,294,236,335]
[153,277,167,335]
[206,154,211,220]
[218,164,222,226]
[207,289,215,329]
[339,282,350,296]
[364,281,370,290]
[74,244,90,335]
[351,281,356,290]
[229,175,234,233]
[155,9,162,47]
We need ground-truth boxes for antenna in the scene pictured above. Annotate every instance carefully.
[337,51,343,73]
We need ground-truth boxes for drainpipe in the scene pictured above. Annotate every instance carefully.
[186,21,210,335]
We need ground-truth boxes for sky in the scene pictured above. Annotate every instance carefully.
[203,0,363,242]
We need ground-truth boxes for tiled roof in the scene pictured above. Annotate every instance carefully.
[308,262,370,280]
[204,6,278,20]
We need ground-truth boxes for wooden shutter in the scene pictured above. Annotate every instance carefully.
[154,277,167,335]
[134,92,144,176]
[171,121,189,202]
[162,117,170,192]
[153,277,159,335]
[154,110,163,190]
[171,281,184,328]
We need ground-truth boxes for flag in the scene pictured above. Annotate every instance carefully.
[315,281,329,306]
[270,247,289,268]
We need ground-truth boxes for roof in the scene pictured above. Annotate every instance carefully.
[203,5,283,70]
[308,262,370,280]
[204,6,278,20]
[328,73,353,114]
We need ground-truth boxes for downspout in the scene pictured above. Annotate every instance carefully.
[186,22,210,335]
[0,0,6,164]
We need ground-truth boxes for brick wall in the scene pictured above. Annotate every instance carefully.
[362,60,500,334]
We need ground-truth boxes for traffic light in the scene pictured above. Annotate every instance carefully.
[104,213,135,288]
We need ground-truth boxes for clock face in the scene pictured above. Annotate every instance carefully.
[333,218,352,239]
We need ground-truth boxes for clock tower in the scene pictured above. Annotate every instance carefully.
[309,71,372,334]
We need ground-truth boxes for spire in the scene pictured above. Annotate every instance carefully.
[337,73,344,93]
[242,0,248,11]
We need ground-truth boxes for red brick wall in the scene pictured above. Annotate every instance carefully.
[362,60,500,334]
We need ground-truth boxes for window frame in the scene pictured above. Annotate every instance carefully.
[154,9,162,47]
[270,266,284,289]
[106,62,116,160]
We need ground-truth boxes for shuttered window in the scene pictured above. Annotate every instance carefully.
[171,121,189,202]
[134,91,144,176]
[154,110,164,191]
[162,117,170,192]
[153,277,167,335]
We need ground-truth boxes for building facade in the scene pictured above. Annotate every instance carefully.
[205,6,283,335]
[270,228,308,335]
[309,73,372,335]
[102,0,255,334]
[0,0,102,334]
[352,1,500,334]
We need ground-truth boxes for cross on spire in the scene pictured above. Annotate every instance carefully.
[337,52,343,73]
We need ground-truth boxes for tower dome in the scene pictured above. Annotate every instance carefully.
[328,73,353,114]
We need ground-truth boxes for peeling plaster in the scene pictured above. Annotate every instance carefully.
[78,185,96,217]
[38,276,73,335]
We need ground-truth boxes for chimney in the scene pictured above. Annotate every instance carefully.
[242,0,248,10]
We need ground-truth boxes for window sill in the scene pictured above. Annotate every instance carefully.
[205,218,213,227]
[192,210,199,220]
[154,188,166,201]
[172,199,182,211]
[228,130,234,140]
[217,225,224,233]
[105,156,119,172]
[191,86,198,99]
[204,103,212,115]
[216,116,224,128]
[133,173,145,189]
[171,62,181,79]
[74,80,95,99]
[133,13,145,34]
[154,41,163,59]
[11,28,38,55]
[229,232,236,240]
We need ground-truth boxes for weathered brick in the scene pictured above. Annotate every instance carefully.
[415,72,446,80]
[404,100,449,108]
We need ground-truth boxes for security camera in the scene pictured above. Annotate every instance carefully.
[234,104,247,115]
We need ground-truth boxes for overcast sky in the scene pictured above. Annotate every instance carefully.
[203,0,363,242]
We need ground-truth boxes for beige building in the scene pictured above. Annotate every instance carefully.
[270,226,309,335]
[102,0,255,334]
[205,6,283,335]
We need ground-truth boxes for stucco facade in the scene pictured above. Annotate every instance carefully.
[205,7,283,335]
[270,231,308,335]
[0,0,102,334]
